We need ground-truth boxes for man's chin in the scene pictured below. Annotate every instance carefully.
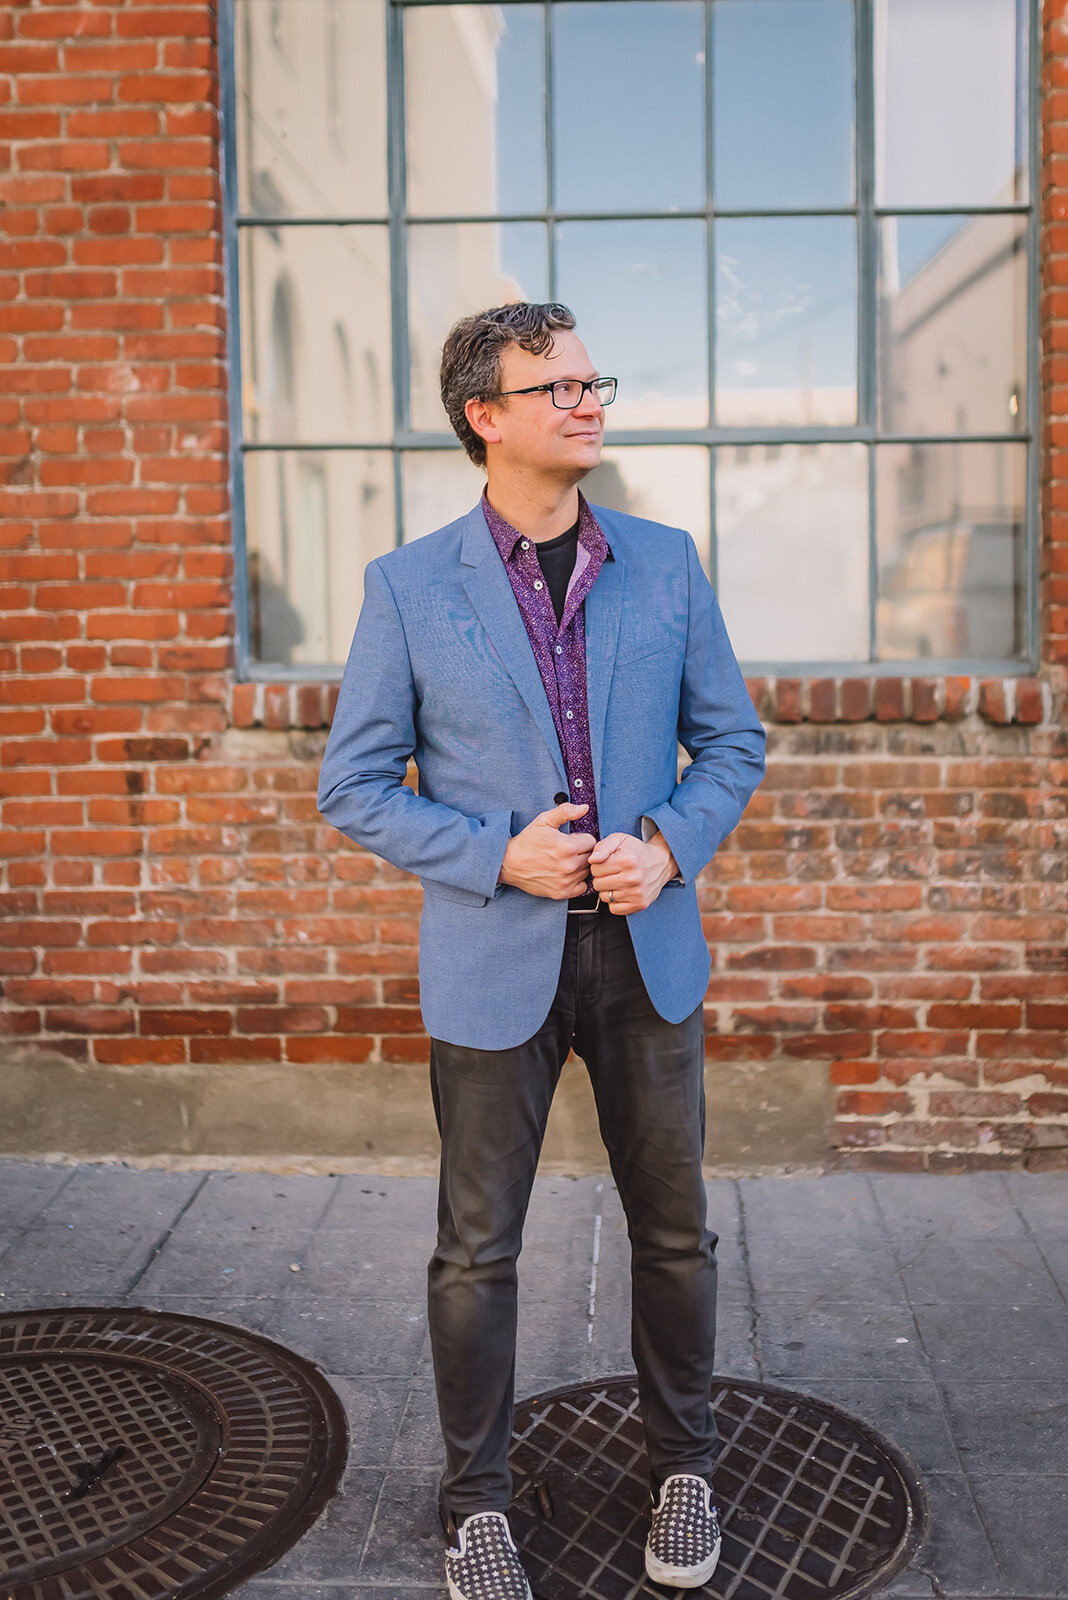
[566,443,603,478]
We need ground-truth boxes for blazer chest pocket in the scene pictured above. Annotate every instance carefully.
[615,636,676,668]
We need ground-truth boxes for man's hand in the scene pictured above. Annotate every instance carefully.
[588,829,679,914]
[498,802,596,899]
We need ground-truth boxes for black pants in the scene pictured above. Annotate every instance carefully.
[428,906,719,1517]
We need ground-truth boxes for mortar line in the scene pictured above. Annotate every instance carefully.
[123,1169,213,1296]
[359,1327,435,1576]
[731,1178,763,1381]
[866,1172,1007,1590]
[585,1179,605,1380]
[1003,1170,1068,1315]
[0,1161,80,1272]
[311,1171,347,1232]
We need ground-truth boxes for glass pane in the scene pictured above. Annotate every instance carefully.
[716,442,869,661]
[878,214,1027,437]
[244,449,395,665]
[583,447,711,571]
[715,217,856,427]
[402,451,486,542]
[875,0,1027,207]
[239,226,391,444]
[713,0,854,209]
[876,441,1026,660]
[235,0,387,217]
[406,5,545,217]
[557,220,707,428]
[408,223,549,431]
[553,2,704,213]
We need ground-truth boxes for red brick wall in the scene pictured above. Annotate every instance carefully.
[1,0,1065,1170]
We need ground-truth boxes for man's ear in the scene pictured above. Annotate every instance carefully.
[465,396,503,452]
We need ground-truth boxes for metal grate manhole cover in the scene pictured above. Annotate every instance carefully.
[507,1376,928,1600]
[0,1306,348,1600]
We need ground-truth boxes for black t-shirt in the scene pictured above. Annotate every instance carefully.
[535,517,580,626]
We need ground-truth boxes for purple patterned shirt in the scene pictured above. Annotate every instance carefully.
[482,489,610,857]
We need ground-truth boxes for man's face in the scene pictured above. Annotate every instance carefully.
[483,328,605,481]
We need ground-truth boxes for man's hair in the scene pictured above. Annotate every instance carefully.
[440,301,577,468]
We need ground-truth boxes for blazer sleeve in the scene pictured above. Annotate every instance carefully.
[317,558,513,901]
[640,530,766,884]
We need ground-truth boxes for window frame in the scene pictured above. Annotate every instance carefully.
[219,0,1042,682]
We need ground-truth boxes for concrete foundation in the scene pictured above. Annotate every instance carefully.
[0,1049,832,1175]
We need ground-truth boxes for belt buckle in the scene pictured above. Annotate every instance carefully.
[567,890,602,915]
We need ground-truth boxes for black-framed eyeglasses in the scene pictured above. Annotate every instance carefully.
[490,376,618,409]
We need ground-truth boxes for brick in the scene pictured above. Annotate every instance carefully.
[140,1009,230,1036]
[71,173,165,204]
[64,41,159,72]
[189,1037,283,1063]
[69,109,160,139]
[1014,679,1045,722]
[829,1060,881,1085]
[94,1038,186,1065]
[978,679,1010,722]
[17,141,111,173]
[116,10,213,39]
[0,25,1063,1163]
[836,1090,912,1116]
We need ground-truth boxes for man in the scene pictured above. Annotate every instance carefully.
[318,303,766,1598]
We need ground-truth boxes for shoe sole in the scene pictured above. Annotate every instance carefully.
[644,1534,721,1588]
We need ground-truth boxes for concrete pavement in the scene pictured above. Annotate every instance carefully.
[0,1162,1064,1599]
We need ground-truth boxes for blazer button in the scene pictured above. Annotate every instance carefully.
[554,792,568,805]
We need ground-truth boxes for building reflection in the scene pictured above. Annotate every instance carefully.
[234,0,1028,668]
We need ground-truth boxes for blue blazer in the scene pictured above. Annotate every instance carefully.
[317,500,767,1050]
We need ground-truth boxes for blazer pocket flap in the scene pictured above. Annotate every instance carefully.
[615,638,675,667]
[420,878,490,908]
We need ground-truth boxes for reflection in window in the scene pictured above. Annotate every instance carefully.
[878,214,1027,437]
[586,448,711,566]
[246,451,395,664]
[406,5,545,216]
[714,0,854,209]
[408,223,548,431]
[402,451,487,543]
[268,277,296,441]
[239,226,392,444]
[553,1,704,213]
[876,442,1026,660]
[558,220,708,429]
[236,0,387,217]
[228,0,1033,670]
[716,444,869,661]
[874,0,1026,207]
[715,216,857,427]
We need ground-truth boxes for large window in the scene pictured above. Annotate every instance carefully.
[222,0,1037,675]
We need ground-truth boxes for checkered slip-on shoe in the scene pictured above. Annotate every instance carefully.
[644,1473,722,1588]
[444,1511,533,1600]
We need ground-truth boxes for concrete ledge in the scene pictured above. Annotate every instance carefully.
[0,1049,833,1176]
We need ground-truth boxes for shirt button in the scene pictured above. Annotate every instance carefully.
[555,644,563,654]
[533,579,543,590]
[565,710,573,719]
[520,540,530,549]
[574,777,583,788]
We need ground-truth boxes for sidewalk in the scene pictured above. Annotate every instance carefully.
[0,1161,1064,1599]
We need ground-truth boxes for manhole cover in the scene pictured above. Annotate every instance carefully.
[0,1306,348,1600]
[507,1376,928,1600]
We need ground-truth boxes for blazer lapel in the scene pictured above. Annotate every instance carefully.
[460,506,567,784]
[459,501,626,800]
[583,542,624,802]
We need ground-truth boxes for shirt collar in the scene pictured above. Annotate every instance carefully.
[481,488,612,566]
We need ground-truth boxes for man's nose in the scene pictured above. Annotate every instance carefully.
[572,383,603,417]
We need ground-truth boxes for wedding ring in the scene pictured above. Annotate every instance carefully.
[608,890,615,904]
